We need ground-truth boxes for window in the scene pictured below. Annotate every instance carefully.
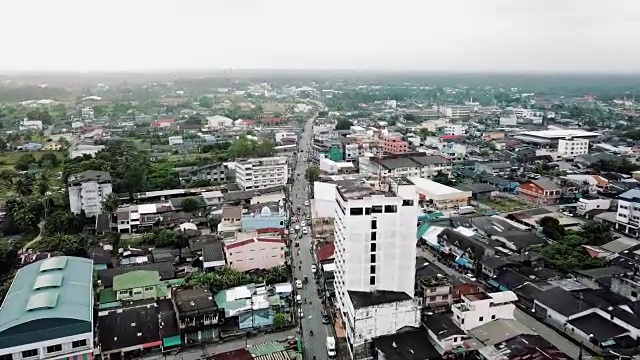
[22,350,38,358]
[370,254,376,263]
[402,199,414,207]
[461,319,464,324]
[371,220,377,229]
[370,232,377,241]
[384,205,397,213]
[369,276,376,285]
[453,337,458,343]
[479,316,484,322]
[365,207,371,215]
[429,296,437,301]
[350,207,364,216]
[46,345,62,354]
[371,205,383,214]
[491,315,496,320]
[429,288,436,293]
[632,291,638,298]
[370,243,377,252]
[0,355,12,360]
[370,265,376,274]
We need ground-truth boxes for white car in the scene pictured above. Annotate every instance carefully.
[295,279,303,289]
[301,221,306,227]
[298,308,304,317]
[304,200,309,206]
[311,264,317,273]
[296,294,302,304]
[465,273,477,282]
[302,227,308,235]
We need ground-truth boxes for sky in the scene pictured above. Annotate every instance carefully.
[2,0,640,72]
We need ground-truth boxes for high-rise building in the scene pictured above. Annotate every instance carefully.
[233,157,288,191]
[333,178,421,359]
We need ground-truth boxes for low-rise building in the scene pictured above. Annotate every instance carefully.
[411,177,471,210]
[452,291,517,331]
[178,163,227,184]
[173,288,220,343]
[415,258,452,310]
[382,135,408,154]
[113,270,164,301]
[518,179,562,205]
[224,237,285,271]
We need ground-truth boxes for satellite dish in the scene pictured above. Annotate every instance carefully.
[261,206,271,216]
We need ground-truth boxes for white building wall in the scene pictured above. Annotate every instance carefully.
[452,293,516,331]
[0,331,93,360]
[234,157,288,190]
[616,199,640,226]
[334,184,419,312]
[577,198,611,215]
[557,138,589,157]
[313,182,338,219]
[68,181,113,218]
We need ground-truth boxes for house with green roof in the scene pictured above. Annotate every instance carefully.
[113,270,167,301]
[0,256,94,360]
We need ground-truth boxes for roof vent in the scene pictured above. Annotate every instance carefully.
[39,257,68,272]
[26,291,60,311]
[33,273,64,290]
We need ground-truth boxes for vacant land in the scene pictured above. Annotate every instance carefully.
[478,197,532,212]
[0,150,66,170]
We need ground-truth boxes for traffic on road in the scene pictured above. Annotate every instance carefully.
[290,117,335,360]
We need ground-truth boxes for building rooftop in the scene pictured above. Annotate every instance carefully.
[468,319,534,346]
[409,177,467,198]
[0,256,93,349]
[174,288,218,315]
[372,328,441,360]
[422,313,465,340]
[567,313,627,342]
[347,290,412,309]
[335,180,386,201]
[97,261,175,288]
[113,270,160,291]
[98,303,160,352]
[68,170,111,185]
[518,129,601,139]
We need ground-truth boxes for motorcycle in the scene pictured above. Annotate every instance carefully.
[309,330,314,336]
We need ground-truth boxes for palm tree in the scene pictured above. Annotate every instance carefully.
[102,193,119,216]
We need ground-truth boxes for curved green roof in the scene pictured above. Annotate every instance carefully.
[0,256,93,348]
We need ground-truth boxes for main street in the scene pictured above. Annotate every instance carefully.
[290,117,330,359]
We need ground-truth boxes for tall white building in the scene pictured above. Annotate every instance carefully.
[334,178,421,359]
[68,170,113,218]
[233,157,288,190]
[616,189,640,236]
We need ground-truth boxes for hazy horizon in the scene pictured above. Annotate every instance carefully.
[3,0,640,73]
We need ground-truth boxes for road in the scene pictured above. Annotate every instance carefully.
[417,247,588,360]
[290,117,330,359]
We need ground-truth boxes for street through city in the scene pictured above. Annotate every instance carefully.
[290,117,332,360]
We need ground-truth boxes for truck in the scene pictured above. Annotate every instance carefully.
[456,205,475,215]
[326,337,336,358]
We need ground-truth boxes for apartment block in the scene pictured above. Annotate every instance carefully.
[233,157,288,190]
[68,170,113,218]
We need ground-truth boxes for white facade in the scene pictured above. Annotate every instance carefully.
[81,108,94,120]
[168,136,184,146]
[452,291,517,331]
[312,182,338,219]
[617,198,640,229]
[334,180,419,308]
[233,157,288,190]
[358,156,452,179]
[207,115,233,129]
[68,173,113,218]
[343,297,421,355]
[557,138,589,157]
[443,124,467,136]
[275,131,297,144]
[69,144,105,159]
[577,198,612,216]
[0,332,93,360]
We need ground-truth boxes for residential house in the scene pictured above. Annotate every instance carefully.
[423,313,467,355]
[172,288,221,343]
[616,189,640,236]
[112,270,165,301]
[43,142,62,151]
[202,191,224,206]
[168,136,184,146]
[415,257,452,310]
[202,242,225,271]
[518,179,562,205]
[382,135,408,154]
[219,206,243,232]
[371,329,442,360]
[475,162,513,175]
[452,291,517,331]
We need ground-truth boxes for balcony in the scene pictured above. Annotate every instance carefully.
[453,303,470,312]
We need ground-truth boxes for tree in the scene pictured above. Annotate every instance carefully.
[14,176,34,197]
[433,171,454,186]
[181,198,201,212]
[208,218,220,233]
[198,96,214,109]
[538,216,565,241]
[102,193,120,215]
[14,153,36,171]
[418,128,434,139]
[0,169,16,186]
[44,211,84,236]
[579,221,615,246]
[273,313,287,329]
[334,119,353,131]
[4,197,43,233]
[305,166,320,184]
[38,153,59,168]
[37,234,90,256]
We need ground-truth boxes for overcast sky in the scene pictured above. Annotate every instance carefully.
[2,0,640,72]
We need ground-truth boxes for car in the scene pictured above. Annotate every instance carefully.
[295,280,303,289]
[311,264,317,273]
[465,273,477,282]
[321,312,331,324]
[304,200,309,206]
[302,227,308,235]
[295,241,300,247]
[296,294,302,304]
[301,220,306,227]
[298,308,304,317]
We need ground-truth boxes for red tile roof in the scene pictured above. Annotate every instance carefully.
[256,227,284,236]
[439,135,460,140]
[315,242,335,262]
[225,237,285,250]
